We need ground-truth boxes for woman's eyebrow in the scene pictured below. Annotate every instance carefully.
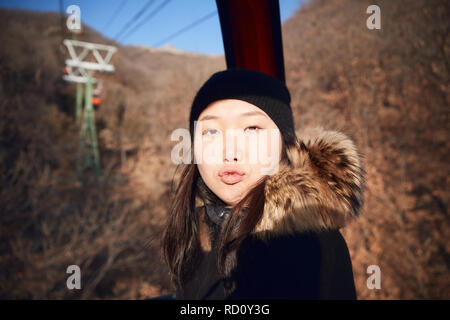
[198,110,267,121]
[239,111,267,118]
[198,114,219,121]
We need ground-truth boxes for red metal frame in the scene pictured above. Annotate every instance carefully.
[216,0,286,83]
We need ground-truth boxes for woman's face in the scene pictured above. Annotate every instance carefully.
[194,99,283,206]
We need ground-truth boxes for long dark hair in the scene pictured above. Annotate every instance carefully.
[162,134,297,294]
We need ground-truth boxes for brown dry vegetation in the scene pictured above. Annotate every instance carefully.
[0,0,448,299]
[283,0,449,299]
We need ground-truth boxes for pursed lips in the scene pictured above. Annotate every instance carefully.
[218,169,245,185]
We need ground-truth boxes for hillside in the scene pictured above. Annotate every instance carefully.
[283,0,449,299]
[0,0,448,299]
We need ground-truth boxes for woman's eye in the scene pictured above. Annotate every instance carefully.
[203,128,220,136]
[244,126,261,132]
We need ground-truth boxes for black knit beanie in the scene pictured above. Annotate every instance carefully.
[189,68,296,144]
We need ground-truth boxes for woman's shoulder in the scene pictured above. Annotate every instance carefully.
[235,229,351,275]
[246,228,349,253]
[230,229,356,299]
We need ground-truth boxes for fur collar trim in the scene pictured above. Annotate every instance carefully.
[252,128,365,238]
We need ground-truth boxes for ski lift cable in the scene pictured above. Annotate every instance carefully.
[113,0,156,41]
[152,10,217,47]
[118,0,172,43]
[103,0,127,32]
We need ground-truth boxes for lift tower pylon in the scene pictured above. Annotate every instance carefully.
[62,39,117,179]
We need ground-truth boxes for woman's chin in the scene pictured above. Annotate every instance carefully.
[219,192,244,207]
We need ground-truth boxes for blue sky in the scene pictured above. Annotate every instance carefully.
[0,0,306,54]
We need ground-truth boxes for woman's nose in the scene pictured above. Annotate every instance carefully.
[223,132,244,163]
[224,147,242,163]
[224,155,239,163]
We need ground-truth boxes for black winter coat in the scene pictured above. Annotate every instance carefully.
[178,128,365,300]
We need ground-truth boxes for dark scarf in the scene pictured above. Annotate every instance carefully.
[205,205,231,226]
[202,204,232,251]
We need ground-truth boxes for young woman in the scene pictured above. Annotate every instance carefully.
[162,68,365,299]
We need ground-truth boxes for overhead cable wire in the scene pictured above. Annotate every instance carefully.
[152,10,217,47]
[103,0,127,31]
[119,0,172,42]
[113,0,156,40]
